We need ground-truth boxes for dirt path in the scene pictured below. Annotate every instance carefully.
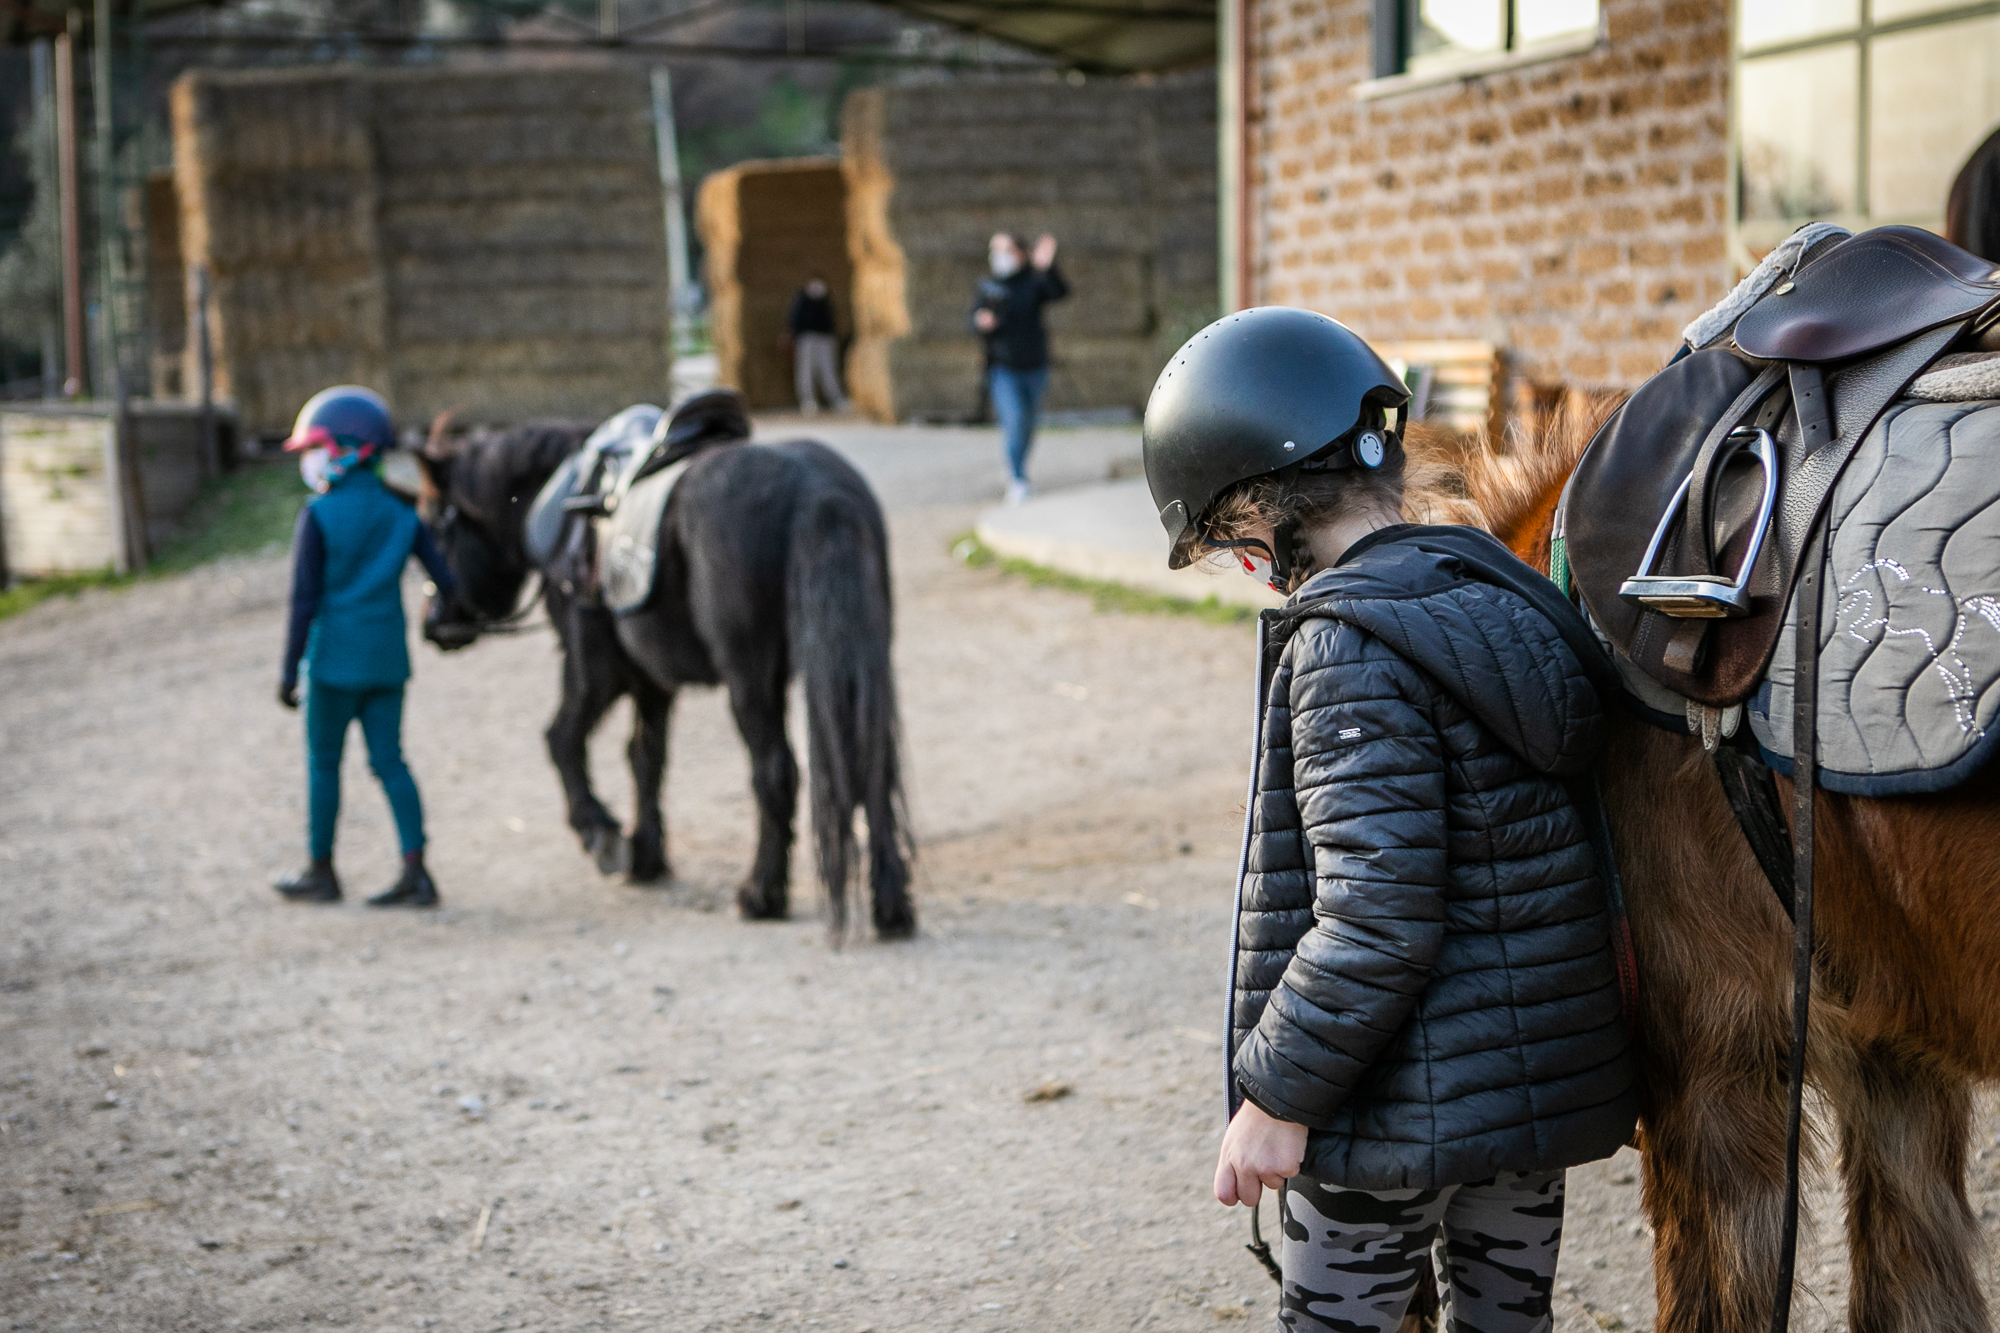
[1,423,1993,1331]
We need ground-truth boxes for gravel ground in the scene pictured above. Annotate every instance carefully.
[2,422,1993,1331]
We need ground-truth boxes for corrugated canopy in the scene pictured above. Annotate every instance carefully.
[862,0,1214,72]
[3,0,219,41]
[4,0,1213,72]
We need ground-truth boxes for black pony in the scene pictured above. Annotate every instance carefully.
[418,403,913,940]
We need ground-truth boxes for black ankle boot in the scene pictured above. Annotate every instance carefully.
[367,854,439,909]
[275,860,342,903]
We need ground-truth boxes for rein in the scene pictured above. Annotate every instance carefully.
[434,499,548,637]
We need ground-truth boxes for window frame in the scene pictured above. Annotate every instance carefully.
[1373,0,1601,79]
[1734,0,2000,253]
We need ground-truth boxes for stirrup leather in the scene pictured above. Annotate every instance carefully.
[1619,427,1778,619]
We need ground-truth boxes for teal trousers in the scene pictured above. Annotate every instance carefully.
[305,682,424,861]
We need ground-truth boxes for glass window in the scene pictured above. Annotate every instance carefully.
[1734,0,2000,246]
[1869,16,2000,222]
[1738,44,1859,223]
[1738,0,1857,52]
[1402,0,1598,76]
[1515,0,1598,45]
[1408,0,1505,73]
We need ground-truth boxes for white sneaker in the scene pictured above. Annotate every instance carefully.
[1005,479,1033,505]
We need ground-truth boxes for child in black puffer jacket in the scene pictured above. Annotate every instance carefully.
[1142,308,1637,1332]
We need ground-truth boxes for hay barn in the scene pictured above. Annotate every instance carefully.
[697,158,852,412]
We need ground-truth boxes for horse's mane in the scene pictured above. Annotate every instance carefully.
[443,420,590,529]
[1399,391,1625,565]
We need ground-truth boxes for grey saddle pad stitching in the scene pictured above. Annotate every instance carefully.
[597,459,691,616]
[1747,398,2000,794]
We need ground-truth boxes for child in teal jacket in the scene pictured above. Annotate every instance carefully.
[274,387,456,908]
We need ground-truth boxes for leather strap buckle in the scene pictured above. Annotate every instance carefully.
[1619,427,1779,618]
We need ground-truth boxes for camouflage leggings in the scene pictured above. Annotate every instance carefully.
[1277,1169,1564,1333]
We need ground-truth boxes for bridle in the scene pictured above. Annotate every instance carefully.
[432,500,547,636]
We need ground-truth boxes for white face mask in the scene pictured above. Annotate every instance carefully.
[300,446,334,494]
[1238,548,1277,591]
[990,249,1022,278]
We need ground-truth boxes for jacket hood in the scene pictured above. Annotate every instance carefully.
[1286,525,1615,776]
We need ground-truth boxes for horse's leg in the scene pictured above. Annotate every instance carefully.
[546,607,628,874]
[724,657,796,921]
[1826,1041,1984,1330]
[625,679,673,885]
[1602,722,1800,1333]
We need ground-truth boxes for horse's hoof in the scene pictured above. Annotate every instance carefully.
[875,915,917,942]
[586,827,629,877]
[628,838,670,885]
[736,883,787,920]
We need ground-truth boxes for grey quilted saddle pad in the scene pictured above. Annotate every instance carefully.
[1749,397,2000,794]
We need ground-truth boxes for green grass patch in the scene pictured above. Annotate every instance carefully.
[149,458,307,574]
[950,531,1257,626]
[0,458,308,623]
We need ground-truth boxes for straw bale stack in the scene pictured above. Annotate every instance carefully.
[841,74,1215,422]
[171,65,669,435]
[697,159,850,410]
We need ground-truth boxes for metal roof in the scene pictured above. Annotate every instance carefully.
[864,0,1214,71]
[4,0,1214,72]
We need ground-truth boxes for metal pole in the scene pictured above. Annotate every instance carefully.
[54,18,84,398]
[599,0,616,37]
[94,0,124,404]
[194,264,216,475]
[650,68,692,357]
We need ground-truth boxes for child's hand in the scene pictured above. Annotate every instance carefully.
[1214,1100,1307,1207]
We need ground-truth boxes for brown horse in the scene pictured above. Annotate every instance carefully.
[1401,407,1999,1332]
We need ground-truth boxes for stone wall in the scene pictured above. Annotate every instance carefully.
[1244,0,1731,396]
[171,65,669,436]
[842,73,1218,423]
[697,159,851,411]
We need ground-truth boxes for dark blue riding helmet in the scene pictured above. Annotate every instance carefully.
[285,385,397,455]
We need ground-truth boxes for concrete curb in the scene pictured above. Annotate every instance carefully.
[975,478,1285,611]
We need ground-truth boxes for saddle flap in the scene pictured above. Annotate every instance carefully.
[1568,347,1768,654]
[1735,226,2000,363]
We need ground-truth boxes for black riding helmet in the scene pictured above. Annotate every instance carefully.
[1143,307,1410,569]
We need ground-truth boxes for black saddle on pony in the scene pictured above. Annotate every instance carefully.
[1567,226,2000,706]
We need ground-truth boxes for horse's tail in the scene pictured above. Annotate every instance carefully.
[787,479,914,940]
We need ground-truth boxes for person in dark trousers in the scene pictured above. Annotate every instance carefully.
[274,385,458,909]
[786,275,848,414]
[972,231,1067,503]
[1142,308,1637,1331]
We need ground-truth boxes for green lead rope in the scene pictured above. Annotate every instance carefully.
[1548,533,1571,601]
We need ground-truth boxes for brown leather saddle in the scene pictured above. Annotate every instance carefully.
[1567,226,2000,707]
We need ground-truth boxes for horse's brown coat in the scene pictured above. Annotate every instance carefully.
[1413,407,1996,1332]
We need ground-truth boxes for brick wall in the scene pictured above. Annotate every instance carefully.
[1246,0,1732,395]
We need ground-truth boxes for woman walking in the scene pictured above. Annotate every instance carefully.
[273,386,457,909]
[972,231,1067,503]
[1142,308,1637,1330]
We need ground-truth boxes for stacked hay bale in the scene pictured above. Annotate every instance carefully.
[841,73,1216,423]
[171,66,669,435]
[697,159,850,411]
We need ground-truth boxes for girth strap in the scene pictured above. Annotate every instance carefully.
[1771,524,1824,1333]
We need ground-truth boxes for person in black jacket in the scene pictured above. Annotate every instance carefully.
[786,276,849,414]
[972,232,1068,503]
[1142,308,1637,1332]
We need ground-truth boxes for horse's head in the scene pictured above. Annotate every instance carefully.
[418,419,586,651]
